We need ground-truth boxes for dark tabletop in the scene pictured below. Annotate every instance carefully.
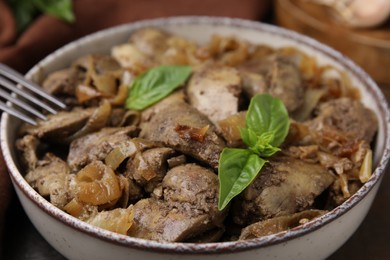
[3,87,390,260]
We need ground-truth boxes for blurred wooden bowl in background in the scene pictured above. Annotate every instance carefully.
[275,0,390,85]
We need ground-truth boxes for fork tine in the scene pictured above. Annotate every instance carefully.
[0,63,66,109]
[0,88,47,120]
[0,101,37,126]
[0,75,57,114]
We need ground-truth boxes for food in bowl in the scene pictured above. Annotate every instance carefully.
[15,27,378,243]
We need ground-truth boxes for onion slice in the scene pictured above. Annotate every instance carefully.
[65,99,111,142]
[105,141,138,170]
[359,149,372,183]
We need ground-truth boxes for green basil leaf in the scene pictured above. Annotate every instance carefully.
[252,131,280,157]
[218,148,266,211]
[257,131,275,144]
[126,65,192,110]
[246,94,290,147]
[241,128,280,157]
[240,127,258,148]
[34,0,75,23]
[250,143,280,157]
[218,94,290,211]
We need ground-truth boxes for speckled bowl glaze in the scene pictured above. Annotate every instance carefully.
[1,17,389,260]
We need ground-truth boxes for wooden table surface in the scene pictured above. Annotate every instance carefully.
[3,87,390,259]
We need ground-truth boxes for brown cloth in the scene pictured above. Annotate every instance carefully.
[0,0,271,73]
[0,0,271,255]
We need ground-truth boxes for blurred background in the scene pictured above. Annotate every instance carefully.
[0,0,389,259]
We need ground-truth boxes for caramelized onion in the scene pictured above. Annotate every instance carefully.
[87,206,134,235]
[318,66,360,100]
[105,138,161,170]
[64,198,99,221]
[339,174,350,198]
[105,141,138,170]
[64,198,84,217]
[239,210,327,240]
[77,55,125,102]
[277,47,318,80]
[175,124,210,142]
[218,112,246,143]
[75,161,122,205]
[284,121,312,145]
[92,73,117,95]
[66,100,111,142]
[196,35,249,66]
[359,149,372,183]
[109,83,129,106]
[118,110,140,127]
[76,84,102,103]
[293,88,326,121]
[317,151,353,175]
[161,36,197,65]
[118,175,130,208]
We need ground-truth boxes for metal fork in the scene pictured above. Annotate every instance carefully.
[0,63,66,126]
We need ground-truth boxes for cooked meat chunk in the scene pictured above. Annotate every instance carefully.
[125,147,176,192]
[42,68,79,96]
[111,43,153,72]
[239,59,271,76]
[187,65,242,123]
[141,90,186,123]
[284,145,319,163]
[67,126,139,171]
[128,198,213,242]
[233,156,334,225]
[25,153,71,209]
[309,97,378,142]
[141,102,225,168]
[16,135,40,170]
[239,210,326,240]
[162,164,223,219]
[241,71,267,97]
[128,164,226,242]
[239,56,304,112]
[21,107,95,140]
[268,57,304,112]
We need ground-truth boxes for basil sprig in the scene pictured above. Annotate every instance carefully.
[125,65,192,110]
[218,94,290,211]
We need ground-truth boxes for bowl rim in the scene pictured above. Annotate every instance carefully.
[1,16,390,254]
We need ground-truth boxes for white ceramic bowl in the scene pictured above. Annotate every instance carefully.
[1,17,390,260]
